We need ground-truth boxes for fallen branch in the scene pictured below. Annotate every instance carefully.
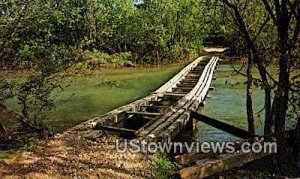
[0,103,41,132]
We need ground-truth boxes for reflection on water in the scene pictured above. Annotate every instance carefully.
[194,64,265,142]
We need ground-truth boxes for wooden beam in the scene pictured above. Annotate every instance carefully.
[173,90,190,94]
[180,82,197,85]
[190,71,202,74]
[191,112,258,139]
[140,105,169,109]
[175,152,219,166]
[143,116,156,120]
[177,83,196,87]
[126,111,161,116]
[163,93,186,97]
[191,68,203,71]
[95,124,136,133]
[185,74,200,77]
[173,87,193,91]
[180,149,274,179]
[181,79,198,82]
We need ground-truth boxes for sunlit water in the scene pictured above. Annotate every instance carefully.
[195,64,266,142]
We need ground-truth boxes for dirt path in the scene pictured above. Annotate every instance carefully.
[0,130,153,178]
[203,47,228,53]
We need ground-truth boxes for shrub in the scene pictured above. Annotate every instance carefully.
[153,154,174,179]
[83,50,132,69]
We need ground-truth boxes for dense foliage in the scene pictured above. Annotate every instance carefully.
[0,0,216,68]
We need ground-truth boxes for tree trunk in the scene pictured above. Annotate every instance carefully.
[252,55,272,137]
[296,117,300,168]
[273,24,290,140]
[272,6,291,168]
[246,51,255,134]
[263,85,273,136]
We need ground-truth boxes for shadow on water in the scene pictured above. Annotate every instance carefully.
[177,64,266,143]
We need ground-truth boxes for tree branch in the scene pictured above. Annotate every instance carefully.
[229,57,262,83]
[291,4,300,49]
[253,15,271,43]
[0,103,42,132]
[261,0,278,26]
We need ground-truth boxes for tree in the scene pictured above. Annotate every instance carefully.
[246,51,255,134]
[260,0,300,140]
[0,0,81,137]
[219,0,300,170]
[220,0,300,136]
[220,0,273,136]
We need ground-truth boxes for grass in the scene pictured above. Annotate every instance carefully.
[0,151,13,160]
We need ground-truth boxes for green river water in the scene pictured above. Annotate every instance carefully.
[196,64,265,142]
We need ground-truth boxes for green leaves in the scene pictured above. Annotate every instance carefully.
[80,0,209,63]
[19,45,31,57]
[153,154,174,179]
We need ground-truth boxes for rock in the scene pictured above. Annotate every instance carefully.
[124,61,135,67]
[83,130,102,141]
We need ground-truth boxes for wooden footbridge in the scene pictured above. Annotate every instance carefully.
[76,56,218,141]
[74,56,274,178]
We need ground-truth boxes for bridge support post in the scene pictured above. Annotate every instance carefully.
[186,116,194,131]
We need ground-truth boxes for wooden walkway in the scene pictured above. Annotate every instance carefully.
[75,56,219,142]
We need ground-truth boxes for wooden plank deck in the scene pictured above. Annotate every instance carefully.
[77,56,219,142]
[95,124,136,133]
